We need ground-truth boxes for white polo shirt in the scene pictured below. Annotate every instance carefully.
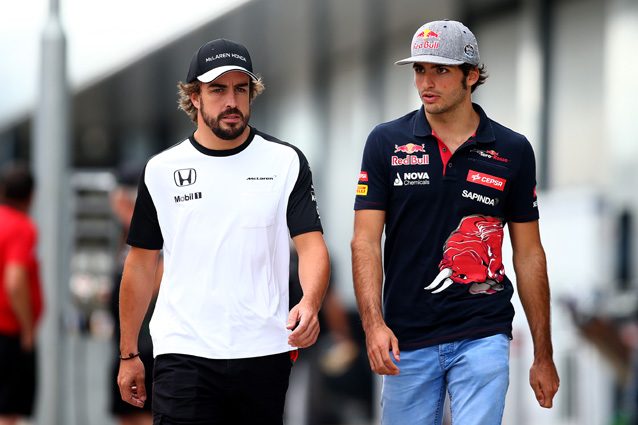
[127,127,323,359]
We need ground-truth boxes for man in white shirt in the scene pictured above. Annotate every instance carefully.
[117,38,330,425]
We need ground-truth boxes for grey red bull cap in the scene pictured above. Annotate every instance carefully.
[395,19,480,66]
[186,38,258,84]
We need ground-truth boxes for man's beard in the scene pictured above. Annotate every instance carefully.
[202,105,250,141]
[424,76,469,115]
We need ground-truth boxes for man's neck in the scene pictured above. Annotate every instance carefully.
[2,200,30,213]
[193,125,251,151]
[426,102,480,153]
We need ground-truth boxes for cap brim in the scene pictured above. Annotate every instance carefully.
[197,65,258,83]
[395,55,464,66]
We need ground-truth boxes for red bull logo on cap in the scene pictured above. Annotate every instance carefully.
[416,29,439,38]
[413,28,440,50]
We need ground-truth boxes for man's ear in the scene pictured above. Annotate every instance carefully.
[190,91,201,110]
[467,67,479,86]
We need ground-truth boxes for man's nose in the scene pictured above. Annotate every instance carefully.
[224,91,238,108]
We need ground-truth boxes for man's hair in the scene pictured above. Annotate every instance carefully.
[177,78,265,123]
[460,63,488,93]
[0,162,34,202]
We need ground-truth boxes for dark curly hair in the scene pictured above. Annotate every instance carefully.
[459,63,488,93]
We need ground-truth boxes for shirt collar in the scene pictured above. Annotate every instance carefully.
[413,103,496,144]
[189,126,255,157]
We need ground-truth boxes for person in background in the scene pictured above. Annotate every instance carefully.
[351,19,559,425]
[0,163,42,425]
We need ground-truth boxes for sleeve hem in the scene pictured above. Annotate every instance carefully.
[289,225,323,238]
[354,204,386,211]
[507,214,539,223]
[126,238,163,250]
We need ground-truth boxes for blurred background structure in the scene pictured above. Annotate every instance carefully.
[1,0,638,424]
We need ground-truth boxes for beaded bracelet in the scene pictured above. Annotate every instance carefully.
[119,352,141,360]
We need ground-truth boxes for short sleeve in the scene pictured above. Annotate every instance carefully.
[126,166,164,249]
[5,224,36,265]
[287,149,323,237]
[504,139,540,223]
[354,128,388,210]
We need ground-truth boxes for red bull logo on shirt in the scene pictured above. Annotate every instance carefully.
[392,144,429,166]
[424,215,505,295]
[391,155,429,166]
[394,143,426,154]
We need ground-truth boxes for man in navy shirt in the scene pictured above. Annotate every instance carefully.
[351,20,559,424]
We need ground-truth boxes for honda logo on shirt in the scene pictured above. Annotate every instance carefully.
[174,168,197,187]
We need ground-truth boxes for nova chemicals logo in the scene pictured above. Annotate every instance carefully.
[394,172,430,186]
[174,168,197,187]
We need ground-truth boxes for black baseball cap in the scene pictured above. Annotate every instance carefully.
[186,38,257,83]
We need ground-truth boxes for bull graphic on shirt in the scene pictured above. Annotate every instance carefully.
[424,215,505,295]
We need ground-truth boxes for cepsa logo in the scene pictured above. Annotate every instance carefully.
[467,170,506,191]
[414,29,440,50]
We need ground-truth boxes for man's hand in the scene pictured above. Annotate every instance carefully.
[117,357,147,408]
[20,329,35,351]
[529,357,559,408]
[364,323,400,376]
[287,299,320,348]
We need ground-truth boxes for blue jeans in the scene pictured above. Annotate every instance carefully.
[381,334,510,425]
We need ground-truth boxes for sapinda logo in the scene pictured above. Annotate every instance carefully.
[466,170,506,191]
[462,190,498,206]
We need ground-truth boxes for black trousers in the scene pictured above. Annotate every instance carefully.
[152,352,294,425]
[0,334,36,415]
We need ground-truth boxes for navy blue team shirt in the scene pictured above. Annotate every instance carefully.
[354,103,539,350]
